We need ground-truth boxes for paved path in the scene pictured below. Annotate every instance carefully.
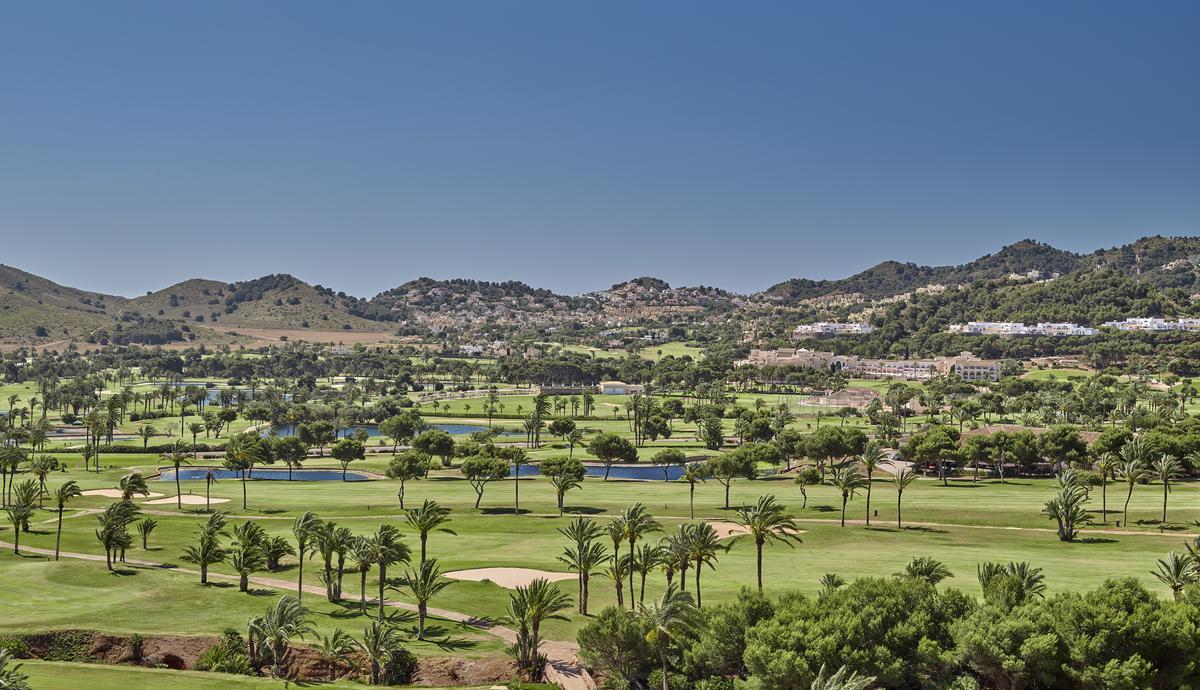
[0,541,594,690]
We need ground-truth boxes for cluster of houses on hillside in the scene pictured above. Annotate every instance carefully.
[948,322,1099,336]
[1100,317,1200,331]
[793,322,874,336]
[947,317,1200,336]
[736,348,1002,382]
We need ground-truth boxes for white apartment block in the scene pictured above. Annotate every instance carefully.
[794,322,874,337]
[1101,318,1200,332]
[948,322,1097,336]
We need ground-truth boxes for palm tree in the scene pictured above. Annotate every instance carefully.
[368,524,410,619]
[831,467,869,527]
[632,543,663,605]
[1095,451,1121,523]
[732,495,802,591]
[28,455,58,506]
[818,573,845,599]
[636,584,701,690]
[161,442,191,510]
[292,511,322,601]
[230,522,267,592]
[681,461,707,519]
[4,504,31,555]
[404,499,454,564]
[684,522,724,607]
[350,537,375,615]
[620,503,662,609]
[505,578,572,679]
[557,517,606,614]
[355,620,403,685]
[180,512,228,584]
[1152,551,1198,601]
[858,441,886,526]
[1119,460,1149,527]
[510,448,530,514]
[52,480,81,560]
[897,556,953,585]
[119,472,150,501]
[401,558,453,639]
[316,628,357,682]
[0,648,30,690]
[1150,454,1185,523]
[810,663,877,690]
[252,595,315,679]
[606,517,627,607]
[137,517,158,549]
[892,468,919,529]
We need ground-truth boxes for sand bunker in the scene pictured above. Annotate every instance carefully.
[81,489,165,499]
[444,567,575,589]
[707,521,804,540]
[144,495,229,505]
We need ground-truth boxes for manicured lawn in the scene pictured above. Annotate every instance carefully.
[5,458,1195,641]
[19,660,487,690]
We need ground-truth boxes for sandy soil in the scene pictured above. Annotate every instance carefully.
[706,521,805,539]
[444,567,575,589]
[143,495,229,505]
[210,326,397,347]
[81,489,165,499]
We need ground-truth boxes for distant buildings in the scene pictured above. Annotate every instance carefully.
[736,349,1001,382]
[947,318,1200,335]
[794,322,874,337]
[948,322,1098,336]
[597,381,644,395]
[1101,318,1200,332]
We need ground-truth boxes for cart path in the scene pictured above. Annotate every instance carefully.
[0,541,594,690]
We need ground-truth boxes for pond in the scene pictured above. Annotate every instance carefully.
[160,468,370,482]
[268,423,521,438]
[512,463,685,481]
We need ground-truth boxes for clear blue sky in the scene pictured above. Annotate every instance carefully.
[2,1,1197,297]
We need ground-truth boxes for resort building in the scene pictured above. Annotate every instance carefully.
[735,348,839,369]
[597,381,645,395]
[793,322,874,337]
[933,352,1002,382]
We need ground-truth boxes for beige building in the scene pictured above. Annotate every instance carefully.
[934,352,1001,382]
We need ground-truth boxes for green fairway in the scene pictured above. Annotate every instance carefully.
[18,660,488,690]
[5,455,1195,643]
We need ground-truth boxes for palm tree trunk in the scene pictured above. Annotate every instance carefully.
[240,572,248,591]
[1163,482,1169,523]
[360,571,368,613]
[175,467,182,510]
[756,541,764,591]
[865,482,872,526]
[897,491,903,529]
[242,475,247,510]
[582,573,590,615]
[378,565,386,619]
[689,484,695,519]
[418,602,427,640]
[840,495,847,527]
[55,508,63,560]
[297,552,305,601]
[694,563,702,607]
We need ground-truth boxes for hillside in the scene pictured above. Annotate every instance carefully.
[129,274,393,331]
[761,240,1083,303]
[0,264,125,340]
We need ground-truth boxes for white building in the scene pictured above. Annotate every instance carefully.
[794,322,874,337]
[597,381,645,395]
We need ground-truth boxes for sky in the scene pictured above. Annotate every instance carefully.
[1,1,1198,298]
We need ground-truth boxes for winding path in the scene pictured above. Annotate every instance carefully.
[0,541,593,690]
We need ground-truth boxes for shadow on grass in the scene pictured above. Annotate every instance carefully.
[481,507,532,516]
[562,506,605,515]
[808,505,837,513]
[902,526,949,534]
[1078,537,1118,544]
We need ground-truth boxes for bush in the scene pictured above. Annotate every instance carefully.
[0,637,29,658]
[382,646,417,685]
[194,630,252,675]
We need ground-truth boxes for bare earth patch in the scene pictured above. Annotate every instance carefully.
[444,567,575,589]
[81,489,165,499]
[143,495,229,505]
[706,521,805,539]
